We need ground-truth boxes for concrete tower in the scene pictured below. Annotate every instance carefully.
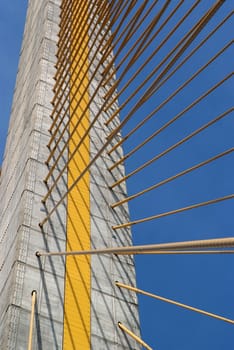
[0,0,140,349]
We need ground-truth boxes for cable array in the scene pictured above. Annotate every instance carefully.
[39,1,234,348]
[41,0,233,224]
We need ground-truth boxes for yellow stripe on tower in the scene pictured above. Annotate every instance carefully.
[63,0,91,348]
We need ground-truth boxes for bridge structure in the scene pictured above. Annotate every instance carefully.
[0,1,233,349]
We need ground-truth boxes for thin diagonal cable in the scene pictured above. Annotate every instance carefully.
[53,0,106,98]
[35,249,234,257]
[116,282,234,325]
[109,42,232,170]
[101,0,159,61]
[35,250,234,256]
[50,0,125,121]
[56,0,120,72]
[55,0,124,80]
[53,2,105,110]
[105,0,216,126]
[57,0,135,83]
[118,322,153,350]
[102,0,171,76]
[56,0,103,63]
[47,0,136,150]
[27,291,37,350]
[111,73,233,188]
[111,147,234,208]
[50,0,114,130]
[107,11,233,154]
[103,0,188,90]
[103,0,189,100]
[56,0,89,61]
[140,0,226,105]
[46,7,121,156]
[48,6,112,146]
[55,0,130,82]
[57,0,74,39]
[104,0,139,50]
[35,237,234,257]
[117,0,184,72]
[129,250,234,255]
[56,0,93,72]
[112,194,234,230]
[58,0,80,36]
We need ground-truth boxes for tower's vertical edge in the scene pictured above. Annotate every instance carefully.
[0,1,65,348]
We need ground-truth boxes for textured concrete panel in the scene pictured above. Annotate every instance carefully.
[0,1,65,348]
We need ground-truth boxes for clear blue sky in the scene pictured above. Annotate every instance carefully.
[0,1,233,350]
[0,1,28,161]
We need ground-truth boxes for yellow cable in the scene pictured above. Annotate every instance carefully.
[116,282,234,325]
